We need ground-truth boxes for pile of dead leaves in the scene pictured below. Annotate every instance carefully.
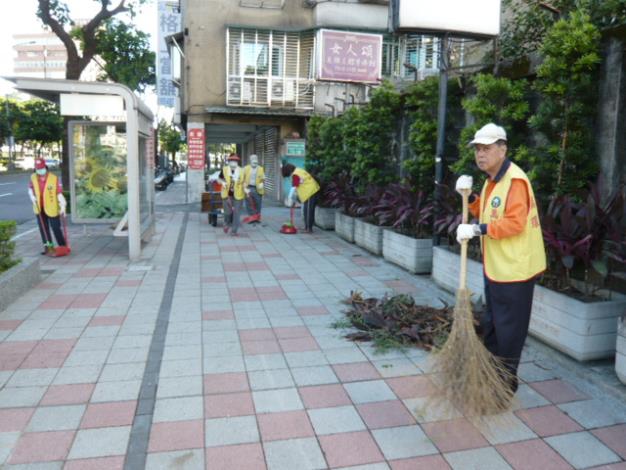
[338,291,455,351]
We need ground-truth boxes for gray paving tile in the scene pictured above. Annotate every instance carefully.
[372,425,438,460]
[245,354,288,371]
[444,447,512,470]
[0,386,47,408]
[64,349,109,367]
[248,369,294,391]
[291,365,339,386]
[343,380,396,404]
[91,380,142,403]
[511,384,550,410]
[284,351,328,368]
[253,388,304,413]
[153,396,204,422]
[264,437,327,470]
[517,362,558,382]
[558,399,626,429]
[145,449,205,470]
[545,431,621,469]
[52,365,102,385]
[6,368,58,387]
[308,405,366,435]
[337,464,390,470]
[159,359,202,378]
[470,412,536,445]
[372,358,422,378]
[403,397,462,423]
[68,426,131,459]
[107,347,149,364]
[26,405,86,432]
[156,376,203,399]
[203,356,246,374]
[203,342,242,358]
[100,362,146,382]
[325,346,369,365]
[204,415,259,447]
[161,345,203,361]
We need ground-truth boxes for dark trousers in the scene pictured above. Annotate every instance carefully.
[302,193,318,231]
[482,276,536,393]
[36,212,66,247]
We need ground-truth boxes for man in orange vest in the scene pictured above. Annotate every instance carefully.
[455,123,546,393]
[28,158,68,255]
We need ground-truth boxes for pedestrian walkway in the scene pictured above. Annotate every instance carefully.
[0,201,625,469]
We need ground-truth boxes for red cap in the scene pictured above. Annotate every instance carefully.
[35,159,46,170]
[227,153,240,162]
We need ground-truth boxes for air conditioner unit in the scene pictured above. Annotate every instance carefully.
[271,80,296,101]
[228,81,253,103]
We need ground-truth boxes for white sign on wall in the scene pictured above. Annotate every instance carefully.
[157,1,181,107]
[391,0,502,38]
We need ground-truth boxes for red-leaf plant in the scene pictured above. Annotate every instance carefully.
[373,183,433,238]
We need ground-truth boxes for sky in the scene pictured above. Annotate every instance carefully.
[0,0,159,112]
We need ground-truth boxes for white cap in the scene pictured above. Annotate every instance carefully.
[469,123,507,146]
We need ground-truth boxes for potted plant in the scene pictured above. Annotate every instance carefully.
[325,176,358,243]
[351,186,386,255]
[375,183,433,274]
[530,184,626,361]
[431,184,486,303]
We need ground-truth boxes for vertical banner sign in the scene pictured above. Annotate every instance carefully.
[157,1,180,107]
[187,128,205,170]
[318,30,382,83]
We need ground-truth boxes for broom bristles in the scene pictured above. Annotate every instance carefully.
[428,289,515,417]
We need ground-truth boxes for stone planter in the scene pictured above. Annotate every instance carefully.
[335,211,355,243]
[315,206,336,230]
[382,230,432,274]
[354,219,383,255]
[616,316,626,384]
[0,257,41,312]
[529,284,626,361]
[432,246,485,303]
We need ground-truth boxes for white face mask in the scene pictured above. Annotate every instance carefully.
[250,159,258,168]
[228,161,238,170]
[36,169,47,176]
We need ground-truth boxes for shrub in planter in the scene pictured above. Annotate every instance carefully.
[0,221,20,274]
[351,186,385,255]
[532,183,626,360]
[375,183,433,273]
[325,175,358,242]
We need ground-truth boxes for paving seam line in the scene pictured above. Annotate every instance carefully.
[124,211,189,470]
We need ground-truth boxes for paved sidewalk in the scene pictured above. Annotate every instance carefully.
[0,199,625,469]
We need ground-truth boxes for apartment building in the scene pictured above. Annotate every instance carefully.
[172,0,442,202]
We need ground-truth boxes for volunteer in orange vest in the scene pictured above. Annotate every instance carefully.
[219,153,245,236]
[243,154,265,221]
[455,123,546,393]
[28,158,68,254]
[281,163,320,233]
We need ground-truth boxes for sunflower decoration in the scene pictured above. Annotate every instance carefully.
[85,166,112,193]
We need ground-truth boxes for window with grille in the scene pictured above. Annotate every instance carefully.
[226,27,315,109]
[382,34,440,80]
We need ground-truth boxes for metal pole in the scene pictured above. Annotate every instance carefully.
[433,34,449,247]
[4,95,14,170]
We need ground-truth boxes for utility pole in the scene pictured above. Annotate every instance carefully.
[4,95,15,171]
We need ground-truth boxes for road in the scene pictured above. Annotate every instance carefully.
[0,172,34,225]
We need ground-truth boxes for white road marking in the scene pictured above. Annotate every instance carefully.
[0,193,13,198]
[0,182,16,186]
[11,227,38,241]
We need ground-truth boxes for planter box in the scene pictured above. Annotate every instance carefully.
[354,219,383,255]
[382,230,432,274]
[432,246,485,303]
[0,257,41,312]
[529,284,626,361]
[617,316,626,384]
[335,212,355,243]
[315,206,336,230]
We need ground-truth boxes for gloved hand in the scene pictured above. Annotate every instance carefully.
[257,182,264,191]
[245,188,251,197]
[28,189,37,205]
[58,193,67,216]
[455,175,473,195]
[288,187,297,203]
[456,224,481,244]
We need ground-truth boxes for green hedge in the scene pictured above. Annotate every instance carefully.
[0,220,19,274]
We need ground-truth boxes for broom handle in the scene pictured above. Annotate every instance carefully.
[459,189,471,290]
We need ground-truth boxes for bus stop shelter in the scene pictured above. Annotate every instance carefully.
[7,78,156,261]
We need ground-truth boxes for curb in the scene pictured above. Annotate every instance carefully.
[0,257,41,312]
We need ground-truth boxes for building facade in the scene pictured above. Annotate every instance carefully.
[174,0,442,203]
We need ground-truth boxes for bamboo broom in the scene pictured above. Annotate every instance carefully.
[429,188,515,416]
